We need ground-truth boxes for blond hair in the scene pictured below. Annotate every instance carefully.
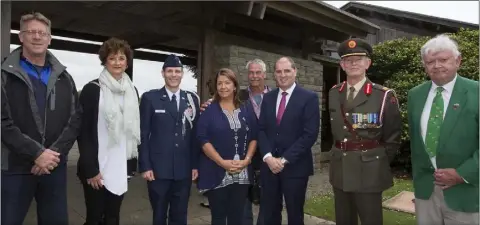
[20,12,52,33]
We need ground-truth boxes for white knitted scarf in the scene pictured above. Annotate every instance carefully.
[98,68,140,159]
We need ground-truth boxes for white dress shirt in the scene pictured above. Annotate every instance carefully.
[346,77,367,100]
[264,82,297,162]
[420,75,457,170]
[166,87,180,110]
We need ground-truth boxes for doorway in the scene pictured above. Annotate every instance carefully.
[320,65,346,152]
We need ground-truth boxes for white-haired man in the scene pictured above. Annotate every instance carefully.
[407,34,479,225]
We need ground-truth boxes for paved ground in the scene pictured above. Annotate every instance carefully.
[23,144,335,225]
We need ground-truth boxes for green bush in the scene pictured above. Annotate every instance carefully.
[368,28,479,171]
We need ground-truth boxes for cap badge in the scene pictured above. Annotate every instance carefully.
[348,40,356,48]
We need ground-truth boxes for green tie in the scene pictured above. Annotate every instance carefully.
[425,87,444,157]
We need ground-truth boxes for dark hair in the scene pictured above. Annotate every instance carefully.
[98,37,133,66]
[213,68,241,108]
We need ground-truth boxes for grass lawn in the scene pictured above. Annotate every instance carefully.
[304,178,416,225]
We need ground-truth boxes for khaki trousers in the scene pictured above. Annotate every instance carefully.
[415,185,479,225]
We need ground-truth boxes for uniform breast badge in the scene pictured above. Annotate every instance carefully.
[352,113,379,129]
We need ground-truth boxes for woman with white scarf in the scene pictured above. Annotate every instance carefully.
[77,37,140,225]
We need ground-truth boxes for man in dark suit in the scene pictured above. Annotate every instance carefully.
[139,54,200,225]
[328,38,402,225]
[258,57,320,225]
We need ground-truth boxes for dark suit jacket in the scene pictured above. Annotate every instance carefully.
[138,87,200,180]
[258,84,320,177]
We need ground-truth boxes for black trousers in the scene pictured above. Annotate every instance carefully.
[207,183,249,225]
[81,180,125,225]
[333,188,383,225]
[1,165,68,225]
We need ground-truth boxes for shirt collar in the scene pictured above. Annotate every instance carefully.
[279,82,296,95]
[165,87,180,100]
[248,85,270,95]
[347,76,367,92]
[431,74,457,94]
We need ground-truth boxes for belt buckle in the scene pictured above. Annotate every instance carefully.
[341,139,347,151]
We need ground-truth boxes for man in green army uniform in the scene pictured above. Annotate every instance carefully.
[328,38,402,225]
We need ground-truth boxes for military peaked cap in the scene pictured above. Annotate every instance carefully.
[337,38,373,58]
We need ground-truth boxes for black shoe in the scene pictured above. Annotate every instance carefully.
[200,202,210,208]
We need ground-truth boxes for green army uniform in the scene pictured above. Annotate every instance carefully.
[328,38,402,225]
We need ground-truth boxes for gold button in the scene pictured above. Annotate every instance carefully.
[343,153,347,156]
[376,156,379,159]
[345,113,349,116]
[343,126,347,129]
[331,118,334,121]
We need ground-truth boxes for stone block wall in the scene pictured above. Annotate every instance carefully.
[213,45,325,170]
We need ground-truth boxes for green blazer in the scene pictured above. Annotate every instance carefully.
[407,75,479,212]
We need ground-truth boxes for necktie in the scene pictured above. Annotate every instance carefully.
[347,86,355,105]
[425,87,444,157]
[276,92,288,125]
[171,94,178,113]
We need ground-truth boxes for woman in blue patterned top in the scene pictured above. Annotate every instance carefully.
[197,68,258,225]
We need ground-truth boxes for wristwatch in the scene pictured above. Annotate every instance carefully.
[281,157,288,164]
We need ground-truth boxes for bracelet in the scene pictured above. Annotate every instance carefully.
[245,156,252,163]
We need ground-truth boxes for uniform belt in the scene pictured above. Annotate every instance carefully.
[335,140,381,151]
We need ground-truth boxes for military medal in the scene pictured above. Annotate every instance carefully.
[352,113,358,128]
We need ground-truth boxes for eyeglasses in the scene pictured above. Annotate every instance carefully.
[21,30,50,38]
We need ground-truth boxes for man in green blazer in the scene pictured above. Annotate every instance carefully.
[407,34,479,225]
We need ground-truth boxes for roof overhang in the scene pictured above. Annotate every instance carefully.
[266,1,380,38]
[341,2,479,30]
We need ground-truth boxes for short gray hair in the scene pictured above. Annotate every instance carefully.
[246,59,267,72]
[20,12,52,34]
[421,34,461,61]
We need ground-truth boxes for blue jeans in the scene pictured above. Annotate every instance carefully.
[244,198,263,225]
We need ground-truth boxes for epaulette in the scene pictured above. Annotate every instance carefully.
[330,81,345,91]
[372,83,390,92]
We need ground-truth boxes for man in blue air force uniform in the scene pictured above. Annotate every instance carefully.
[139,54,200,225]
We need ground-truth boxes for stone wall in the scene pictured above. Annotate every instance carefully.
[213,45,325,169]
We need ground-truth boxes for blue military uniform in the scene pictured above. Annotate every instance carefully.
[139,55,200,225]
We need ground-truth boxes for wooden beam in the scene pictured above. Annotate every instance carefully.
[266,1,369,39]
[1,1,12,62]
[124,33,178,49]
[224,13,301,41]
[251,2,267,19]
[10,1,201,39]
[9,33,197,65]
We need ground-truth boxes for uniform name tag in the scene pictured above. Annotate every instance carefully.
[155,109,166,113]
